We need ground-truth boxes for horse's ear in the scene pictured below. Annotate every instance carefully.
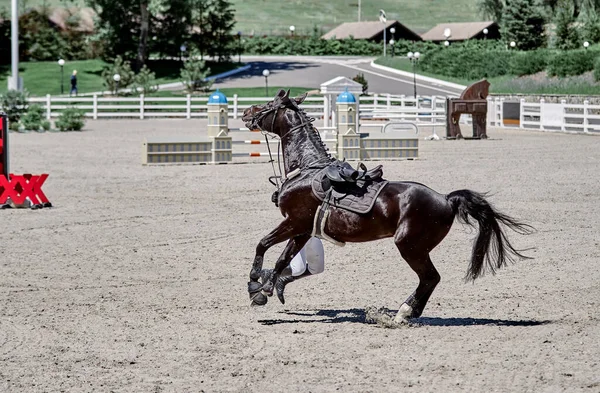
[276,89,286,99]
[294,93,307,105]
[284,89,291,99]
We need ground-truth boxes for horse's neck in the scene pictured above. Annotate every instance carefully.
[280,111,330,174]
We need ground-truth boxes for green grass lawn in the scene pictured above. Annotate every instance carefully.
[374,57,472,87]
[156,86,315,98]
[0,59,241,96]
[375,56,600,95]
[2,0,481,36]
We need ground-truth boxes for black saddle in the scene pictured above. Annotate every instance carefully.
[324,161,383,184]
[312,161,388,215]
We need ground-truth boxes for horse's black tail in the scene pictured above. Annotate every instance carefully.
[446,190,535,281]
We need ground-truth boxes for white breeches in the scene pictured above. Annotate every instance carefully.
[289,237,325,276]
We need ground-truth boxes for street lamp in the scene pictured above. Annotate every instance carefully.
[510,41,516,49]
[407,51,420,98]
[289,25,295,37]
[262,69,270,96]
[389,39,395,57]
[443,28,452,40]
[483,28,488,40]
[113,73,121,95]
[180,44,187,61]
[237,31,242,63]
[444,40,450,47]
[379,9,387,56]
[584,41,590,49]
[58,59,65,94]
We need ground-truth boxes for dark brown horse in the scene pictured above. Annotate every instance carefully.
[242,90,533,322]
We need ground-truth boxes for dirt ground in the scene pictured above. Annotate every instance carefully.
[1,119,599,393]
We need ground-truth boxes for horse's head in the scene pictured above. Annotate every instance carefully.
[242,89,307,136]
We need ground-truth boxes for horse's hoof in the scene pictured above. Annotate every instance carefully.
[248,281,262,295]
[394,303,414,322]
[250,292,268,306]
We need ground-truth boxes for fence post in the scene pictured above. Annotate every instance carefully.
[431,96,436,124]
[560,99,566,132]
[583,100,589,133]
[140,94,144,120]
[500,98,505,128]
[539,98,545,130]
[373,94,378,109]
[93,94,98,120]
[519,98,525,129]
[45,94,51,120]
[233,94,238,119]
[323,95,330,128]
[186,94,191,119]
[386,94,391,110]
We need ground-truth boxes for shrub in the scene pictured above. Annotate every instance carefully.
[419,44,515,80]
[180,52,213,92]
[594,57,600,81]
[55,108,85,131]
[133,65,159,95]
[20,105,51,132]
[102,56,135,94]
[0,89,29,124]
[509,49,549,76]
[352,73,369,95]
[547,49,600,77]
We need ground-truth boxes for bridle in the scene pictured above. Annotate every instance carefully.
[246,99,334,191]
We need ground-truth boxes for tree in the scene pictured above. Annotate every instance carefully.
[555,0,581,49]
[205,0,236,61]
[478,0,505,22]
[180,51,213,92]
[502,0,547,50]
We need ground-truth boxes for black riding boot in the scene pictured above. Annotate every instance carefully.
[260,267,313,305]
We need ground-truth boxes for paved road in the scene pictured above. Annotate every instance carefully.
[212,56,464,97]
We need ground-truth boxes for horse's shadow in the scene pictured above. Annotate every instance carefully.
[258,308,551,327]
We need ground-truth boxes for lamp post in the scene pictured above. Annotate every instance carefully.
[237,31,242,63]
[180,44,187,62]
[58,59,65,95]
[113,73,121,96]
[443,27,452,41]
[262,69,270,96]
[379,9,387,57]
[483,28,488,40]
[510,41,516,50]
[584,41,590,50]
[289,25,295,37]
[407,51,420,98]
[444,40,450,47]
[389,39,395,57]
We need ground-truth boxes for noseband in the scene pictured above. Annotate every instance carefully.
[247,103,285,135]
[248,102,315,140]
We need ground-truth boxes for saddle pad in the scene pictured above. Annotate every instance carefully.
[311,168,389,214]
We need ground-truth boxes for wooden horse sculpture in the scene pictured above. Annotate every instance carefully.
[242,90,532,322]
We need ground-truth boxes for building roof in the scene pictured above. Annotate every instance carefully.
[322,20,420,41]
[208,90,228,104]
[48,7,96,33]
[421,21,497,41]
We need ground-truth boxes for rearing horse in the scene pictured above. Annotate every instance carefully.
[242,90,533,322]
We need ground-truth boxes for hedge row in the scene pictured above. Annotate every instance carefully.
[415,42,600,80]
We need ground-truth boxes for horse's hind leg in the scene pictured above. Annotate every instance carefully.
[394,236,441,321]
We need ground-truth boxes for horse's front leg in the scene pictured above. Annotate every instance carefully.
[262,234,310,295]
[248,219,299,305]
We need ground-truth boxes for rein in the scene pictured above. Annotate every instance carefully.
[248,100,334,193]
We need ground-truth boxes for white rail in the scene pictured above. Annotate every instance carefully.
[487,97,600,134]
[29,93,449,125]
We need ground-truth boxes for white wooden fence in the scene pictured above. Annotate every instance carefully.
[29,93,449,124]
[487,97,600,134]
